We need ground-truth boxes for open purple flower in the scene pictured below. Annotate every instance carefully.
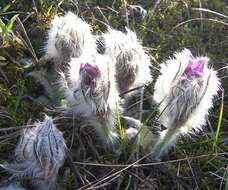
[184,54,206,77]
[152,49,221,159]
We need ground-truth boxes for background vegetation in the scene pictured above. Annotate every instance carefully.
[0,0,227,189]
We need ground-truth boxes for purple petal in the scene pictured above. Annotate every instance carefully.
[184,57,206,77]
[192,60,205,72]
[80,63,100,78]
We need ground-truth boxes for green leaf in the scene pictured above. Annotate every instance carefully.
[2,3,11,12]
[213,91,224,150]
[0,19,6,35]
[2,0,17,12]
[116,109,125,142]
[5,14,19,34]
[47,4,53,15]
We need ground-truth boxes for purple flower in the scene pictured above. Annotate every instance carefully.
[80,63,100,78]
[152,49,221,159]
[184,54,206,77]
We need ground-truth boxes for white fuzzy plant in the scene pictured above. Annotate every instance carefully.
[45,12,152,147]
[151,49,221,159]
[59,52,122,147]
[0,116,66,189]
[44,11,121,147]
[28,12,97,105]
[45,12,96,69]
[100,27,152,94]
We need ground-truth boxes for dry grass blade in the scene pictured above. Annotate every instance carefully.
[0,130,20,141]
[172,18,228,31]
[75,152,228,189]
[86,174,121,190]
[119,85,144,97]
[15,17,38,64]
[96,6,110,25]
[192,8,228,19]
[0,125,36,132]
[73,152,228,168]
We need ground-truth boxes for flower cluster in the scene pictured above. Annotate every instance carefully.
[43,13,220,157]
[1,11,222,190]
[44,12,152,147]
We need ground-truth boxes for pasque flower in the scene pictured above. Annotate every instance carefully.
[59,53,121,146]
[152,49,221,158]
[0,116,66,189]
[45,12,96,69]
[100,28,151,93]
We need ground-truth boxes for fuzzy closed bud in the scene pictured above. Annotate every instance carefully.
[1,116,66,188]
[45,12,96,69]
[100,28,152,93]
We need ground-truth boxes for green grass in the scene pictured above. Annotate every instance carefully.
[213,90,224,150]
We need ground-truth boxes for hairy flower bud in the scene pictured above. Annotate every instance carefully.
[1,116,66,188]
[45,12,96,69]
[100,28,151,93]
[59,53,121,146]
[151,49,221,158]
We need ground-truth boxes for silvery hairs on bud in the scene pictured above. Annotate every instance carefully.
[29,12,96,105]
[151,49,220,158]
[45,11,96,69]
[59,52,121,146]
[1,116,66,189]
[100,27,152,94]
